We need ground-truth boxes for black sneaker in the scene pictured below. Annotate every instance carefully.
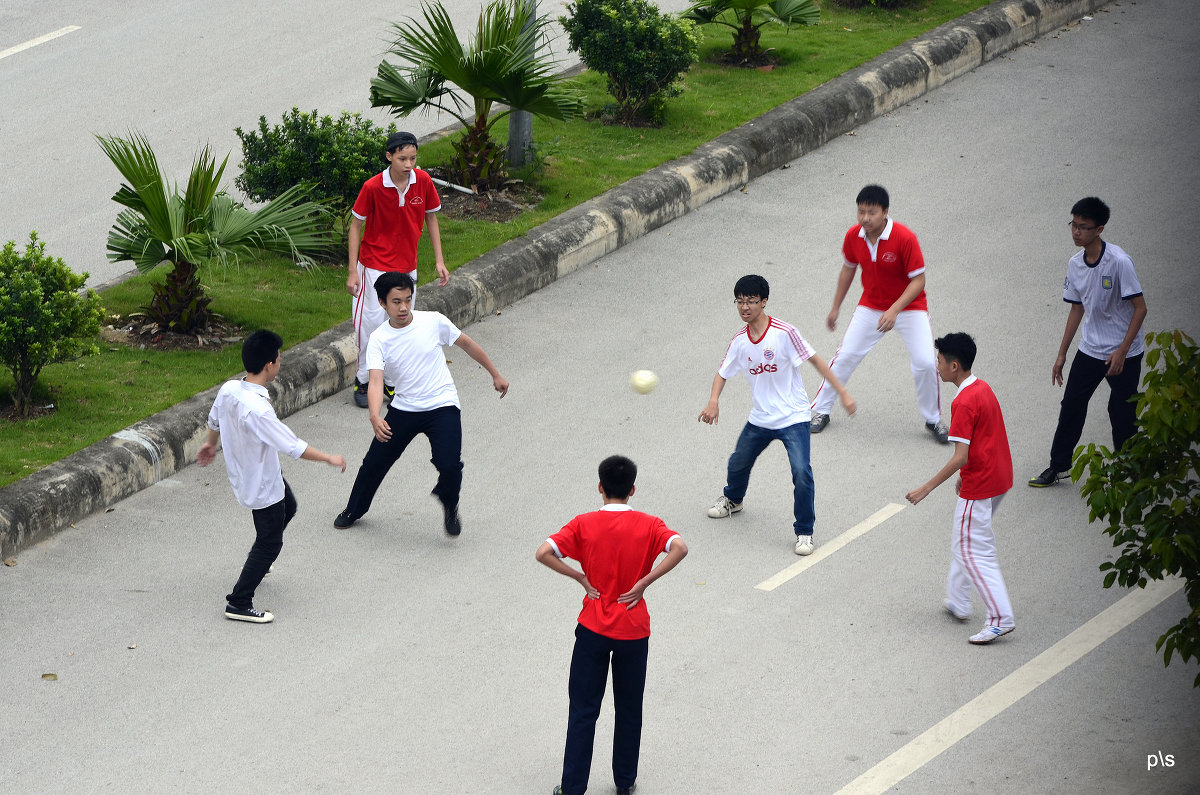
[617,784,637,795]
[1028,467,1068,487]
[810,413,830,433]
[925,421,950,444]
[334,509,357,529]
[225,604,274,623]
[443,504,462,537]
[353,379,369,408]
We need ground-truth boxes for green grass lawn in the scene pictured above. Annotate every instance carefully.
[0,0,991,488]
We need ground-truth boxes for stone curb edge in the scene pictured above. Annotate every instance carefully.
[0,0,1105,559]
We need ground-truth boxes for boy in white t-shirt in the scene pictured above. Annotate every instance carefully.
[334,272,509,535]
[698,275,856,555]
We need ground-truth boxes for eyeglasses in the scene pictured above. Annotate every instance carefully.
[1068,221,1098,231]
[734,298,762,307]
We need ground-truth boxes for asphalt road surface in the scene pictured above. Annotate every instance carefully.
[3,1,1199,793]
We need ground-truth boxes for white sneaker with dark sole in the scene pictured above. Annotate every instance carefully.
[969,625,1013,644]
[224,605,274,623]
[794,534,814,556]
[707,495,742,518]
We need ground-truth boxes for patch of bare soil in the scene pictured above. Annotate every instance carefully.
[0,403,55,422]
[101,315,244,352]
[427,170,543,223]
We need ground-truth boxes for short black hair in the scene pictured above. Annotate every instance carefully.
[598,455,637,499]
[242,330,283,374]
[375,271,416,303]
[1070,196,1110,227]
[734,274,769,302]
[935,332,977,371]
[386,131,419,158]
[856,184,890,209]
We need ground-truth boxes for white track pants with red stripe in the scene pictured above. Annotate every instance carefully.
[947,494,1014,629]
[810,305,941,424]
[351,264,417,383]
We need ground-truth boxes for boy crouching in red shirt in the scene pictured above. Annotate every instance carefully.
[536,455,688,795]
[906,333,1016,645]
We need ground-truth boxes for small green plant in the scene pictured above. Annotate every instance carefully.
[0,233,105,417]
[684,0,819,65]
[561,0,701,125]
[1076,330,1200,686]
[234,108,397,216]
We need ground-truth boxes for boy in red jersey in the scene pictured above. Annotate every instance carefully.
[699,274,855,556]
[536,455,688,795]
[346,131,450,408]
[906,332,1016,645]
[810,184,948,443]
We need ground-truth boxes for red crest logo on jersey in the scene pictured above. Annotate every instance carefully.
[763,347,775,361]
[882,252,898,263]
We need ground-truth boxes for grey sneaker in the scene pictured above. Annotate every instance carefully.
[810,413,830,433]
[1028,467,1068,487]
[707,495,742,518]
[925,421,949,444]
[352,379,369,408]
[794,534,815,556]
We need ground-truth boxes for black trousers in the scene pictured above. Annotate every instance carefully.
[342,405,463,519]
[560,624,648,795]
[1049,350,1142,471]
[226,480,296,609]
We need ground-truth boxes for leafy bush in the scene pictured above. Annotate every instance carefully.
[0,233,104,417]
[235,108,397,215]
[684,0,819,64]
[1076,330,1200,686]
[561,0,701,125]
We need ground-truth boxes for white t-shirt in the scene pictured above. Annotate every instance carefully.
[717,317,816,429]
[365,310,462,411]
[207,379,308,510]
[1063,241,1144,358]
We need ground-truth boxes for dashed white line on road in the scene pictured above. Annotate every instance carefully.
[0,26,81,61]
[834,576,1186,794]
[754,502,907,591]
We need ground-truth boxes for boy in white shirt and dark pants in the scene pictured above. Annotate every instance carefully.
[198,330,347,623]
[698,275,856,555]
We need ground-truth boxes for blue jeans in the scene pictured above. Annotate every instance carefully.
[724,421,815,536]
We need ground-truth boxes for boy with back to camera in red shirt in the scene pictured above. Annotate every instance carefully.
[536,455,688,795]
[346,131,450,408]
[906,332,1015,645]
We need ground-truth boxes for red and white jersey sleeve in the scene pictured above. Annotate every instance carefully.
[351,168,442,272]
[948,375,1013,500]
[717,317,816,429]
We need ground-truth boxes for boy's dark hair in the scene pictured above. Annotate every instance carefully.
[375,271,416,303]
[598,455,638,499]
[935,332,977,371]
[242,329,283,374]
[1070,196,1110,227]
[734,274,769,302]
[856,184,890,209]
[385,131,419,160]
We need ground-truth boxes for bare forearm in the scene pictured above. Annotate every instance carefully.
[888,273,925,314]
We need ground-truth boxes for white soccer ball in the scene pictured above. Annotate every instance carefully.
[630,370,660,395]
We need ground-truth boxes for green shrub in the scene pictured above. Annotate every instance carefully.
[561,0,701,125]
[234,108,397,215]
[0,233,105,417]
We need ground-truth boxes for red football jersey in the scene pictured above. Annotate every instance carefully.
[842,219,928,312]
[351,168,441,272]
[948,376,1013,500]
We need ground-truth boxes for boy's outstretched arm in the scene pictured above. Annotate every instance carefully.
[300,445,347,472]
[197,429,220,467]
[698,374,726,425]
[808,353,856,416]
[618,537,688,609]
[906,442,969,504]
[425,212,450,286]
[536,542,599,599]
[454,333,509,397]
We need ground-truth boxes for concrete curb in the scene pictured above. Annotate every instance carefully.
[0,0,1105,559]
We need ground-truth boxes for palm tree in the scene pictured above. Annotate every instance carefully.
[684,0,819,64]
[98,132,334,334]
[369,0,584,191]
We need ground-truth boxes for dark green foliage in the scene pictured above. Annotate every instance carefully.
[561,0,701,125]
[0,233,105,417]
[1076,330,1200,686]
[234,108,397,215]
[684,0,819,64]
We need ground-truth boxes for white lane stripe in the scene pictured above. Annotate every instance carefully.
[0,26,81,61]
[755,502,906,591]
[835,576,1185,794]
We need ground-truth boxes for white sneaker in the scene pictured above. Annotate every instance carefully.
[943,600,969,621]
[707,495,742,518]
[969,625,1014,645]
[794,534,814,556]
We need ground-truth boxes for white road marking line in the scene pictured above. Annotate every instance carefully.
[835,576,1185,794]
[754,502,907,591]
[0,26,81,61]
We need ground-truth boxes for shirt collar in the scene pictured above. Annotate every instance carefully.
[381,168,417,190]
[239,377,271,399]
[857,216,894,240]
[952,374,978,403]
[600,504,633,511]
